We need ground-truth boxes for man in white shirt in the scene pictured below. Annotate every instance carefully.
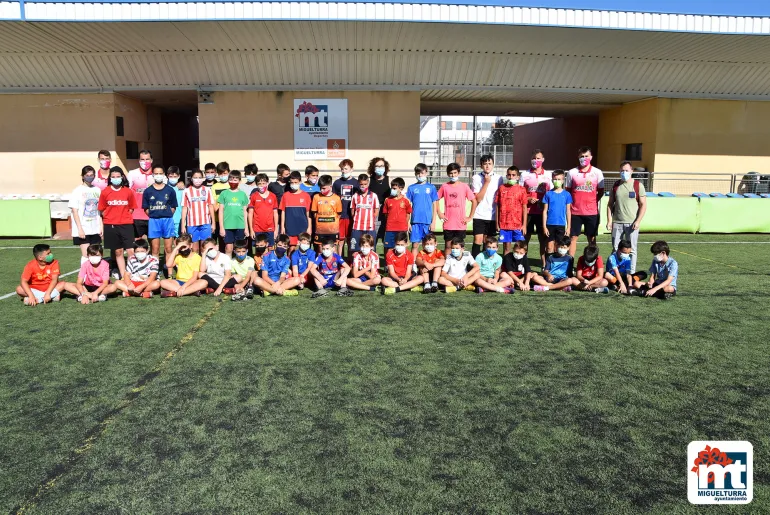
[471,154,503,258]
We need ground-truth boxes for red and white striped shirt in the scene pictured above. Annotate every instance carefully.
[353,251,380,275]
[351,191,380,231]
[183,186,214,226]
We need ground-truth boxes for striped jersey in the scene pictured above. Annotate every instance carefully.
[353,251,380,275]
[126,255,159,282]
[351,191,380,231]
[183,186,215,227]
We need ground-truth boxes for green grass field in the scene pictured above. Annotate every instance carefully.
[1,234,768,513]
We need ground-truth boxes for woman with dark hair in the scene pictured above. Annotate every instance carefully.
[98,166,136,278]
[367,157,390,249]
[69,165,103,260]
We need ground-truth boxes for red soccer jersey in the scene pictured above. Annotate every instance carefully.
[249,191,278,232]
[382,196,412,232]
[22,259,60,290]
[385,249,415,278]
[183,186,215,226]
[98,186,136,225]
[495,184,528,231]
[577,255,604,280]
[351,191,380,231]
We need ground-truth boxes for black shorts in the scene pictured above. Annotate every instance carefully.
[570,214,599,238]
[84,284,100,293]
[201,274,237,290]
[472,219,496,237]
[527,215,544,236]
[73,234,102,246]
[546,225,566,243]
[133,219,149,239]
[443,230,466,242]
[314,233,338,245]
[104,224,134,251]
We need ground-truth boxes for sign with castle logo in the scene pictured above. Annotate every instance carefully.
[294,99,348,160]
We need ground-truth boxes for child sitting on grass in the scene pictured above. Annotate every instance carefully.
[605,239,646,295]
[438,237,480,292]
[290,232,317,290]
[574,244,609,293]
[229,240,257,301]
[117,239,160,298]
[256,234,301,296]
[70,244,118,303]
[310,238,353,298]
[474,236,513,293]
[635,240,678,299]
[381,232,423,294]
[16,244,69,306]
[502,241,536,291]
[159,234,204,298]
[415,233,445,293]
[347,233,381,292]
[534,236,577,292]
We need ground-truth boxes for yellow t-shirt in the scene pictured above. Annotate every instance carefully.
[211,182,229,204]
[174,253,202,282]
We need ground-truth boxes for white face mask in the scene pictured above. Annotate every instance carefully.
[620,253,631,260]
[621,171,632,181]
[341,171,350,179]
[449,176,459,183]
[192,178,204,187]
[416,175,427,183]
[557,248,568,256]
[299,243,310,252]
[513,253,525,260]
[206,249,218,259]
[423,244,435,253]
[88,256,102,265]
[322,249,333,258]
[395,245,406,254]
[584,260,596,267]
[361,247,371,255]
[134,251,147,261]
[290,183,300,191]
[655,253,666,262]
[153,175,165,184]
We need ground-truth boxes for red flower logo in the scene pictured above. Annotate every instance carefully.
[691,445,733,484]
[295,101,320,118]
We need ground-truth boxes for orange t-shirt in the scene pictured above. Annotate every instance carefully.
[418,249,445,264]
[311,193,343,235]
[22,259,60,290]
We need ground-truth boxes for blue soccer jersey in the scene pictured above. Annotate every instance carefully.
[261,251,291,281]
[405,182,439,225]
[649,256,678,289]
[544,254,573,279]
[314,253,345,279]
[608,252,633,275]
[142,184,178,218]
[291,248,317,274]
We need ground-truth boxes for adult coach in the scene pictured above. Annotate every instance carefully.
[606,161,647,273]
[520,149,552,267]
[566,146,604,257]
[127,149,154,242]
[367,156,390,249]
[471,154,503,257]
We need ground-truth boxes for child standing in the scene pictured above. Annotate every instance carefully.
[143,165,178,262]
[438,237,480,292]
[347,233,381,292]
[248,173,279,248]
[279,171,312,252]
[382,178,412,252]
[350,174,380,254]
[406,163,439,257]
[334,159,359,257]
[310,238,353,298]
[542,170,573,258]
[300,165,320,196]
[257,235,301,296]
[636,240,678,299]
[290,233,317,290]
[415,233,445,293]
[495,166,528,257]
[381,232,423,294]
[437,162,477,256]
[181,169,217,253]
[310,175,343,250]
[72,244,117,304]
[16,244,69,306]
[98,167,136,279]
[69,165,102,262]
[241,164,259,196]
[217,170,251,257]
[117,239,160,298]
[503,241,536,291]
[167,166,185,239]
[574,244,609,293]
[474,237,513,293]
[534,236,577,292]
[159,234,205,298]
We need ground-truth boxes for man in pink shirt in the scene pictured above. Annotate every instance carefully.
[565,146,605,256]
[520,149,552,267]
[127,149,154,242]
[93,149,112,190]
[437,163,478,256]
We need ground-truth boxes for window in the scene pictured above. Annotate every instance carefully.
[625,143,642,161]
[441,121,453,130]
[481,122,492,130]
[116,116,124,137]
[126,141,139,159]
[460,122,469,130]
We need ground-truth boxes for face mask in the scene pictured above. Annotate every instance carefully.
[655,253,666,262]
[44,253,54,263]
[139,160,152,171]
[275,247,287,257]
[585,260,596,267]
[361,247,371,255]
[424,244,435,253]
[235,254,247,261]
[359,186,368,193]
[299,243,310,252]
[255,246,267,255]
[416,175,427,183]
[621,171,632,181]
[395,245,406,254]
[322,249,333,258]
[552,180,563,189]
[228,180,240,188]
[451,248,462,258]
[531,158,544,169]
[308,177,318,185]
[192,178,204,187]
[88,256,102,265]
[513,253,525,260]
[168,178,179,186]
[205,173,216,181]
[99,159,111,169]
[557,248,568,256]
[484,249,497,257]
[257,186,267,193]
[290,183,300,191]
[206,249,218,259]
[341,172,350,179]
[506,179,516,186]
[375,167,385,176]
[279,176,289,183]
[390,188,399,197]
[217,176,229,183]
[154,175,165,184]
[620,253,630,260]
[449,176,458,183]
[134,251,147,261]
[84,175,95,184]
[245,175,256,183]
[179,248,191,257]
[321,188,332,196]
[579,156,592,168]
[110,177,122,186]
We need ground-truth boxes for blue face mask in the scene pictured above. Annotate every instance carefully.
[275,247,287,257]
[451,248,462,258]
[485,249,497,257]
[168,178,179,186]
[390,188,399,196]
[110,177,122,186]
[235,254,247,261]
[416,175,427,183]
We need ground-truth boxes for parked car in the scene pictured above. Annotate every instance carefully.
[737,172,770,195]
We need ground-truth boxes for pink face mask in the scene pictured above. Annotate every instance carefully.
[579,156,592,168]
[321,188,332,196]
[531,158,544,169]
[139,160,152,171]
[257,186,267,193]
[99,159,111,170]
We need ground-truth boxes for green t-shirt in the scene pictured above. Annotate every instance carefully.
[231,255,255,278]
[611,180,646,224]
[218,189,249,229]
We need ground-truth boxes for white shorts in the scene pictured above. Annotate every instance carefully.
[30,288,60,302]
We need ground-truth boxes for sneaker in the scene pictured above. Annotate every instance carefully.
[76,295,83,303]
[533,285,548,292]
[141,292,153,299]
[205,287,215,295]
[383,287,396,295]
[431,282,439,293]
[336,287,354,297]
[231,292,244,301]
[161,289,176,298]
[476,287,485,294]
[594,287,610,294]
[444,286,457,293]
[503,287,515,294]
[194,291,202,297]
[464,285,476,292]
[282,290,299,296]
[311,289,328,299]
[245,286,255,300]
[662,292,674,300]
[423,285,431,293]
[222,287,236,295]
[495,287,506,293]
[262,290,272,297]
[628,288,639,296]
[122,291,131,298]
[97,294,107,302]
[563,286,572,293]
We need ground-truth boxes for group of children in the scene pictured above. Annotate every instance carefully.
[15,157,679,305]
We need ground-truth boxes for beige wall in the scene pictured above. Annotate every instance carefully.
[199,91,420,177]
[597,98,658,173]
[114,93,163,172]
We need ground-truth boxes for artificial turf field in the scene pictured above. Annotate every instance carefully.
[0,234,768,514]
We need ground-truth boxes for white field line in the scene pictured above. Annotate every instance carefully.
[0,269,79,301]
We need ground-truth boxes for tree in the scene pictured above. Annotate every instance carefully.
[484,118,515,147]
